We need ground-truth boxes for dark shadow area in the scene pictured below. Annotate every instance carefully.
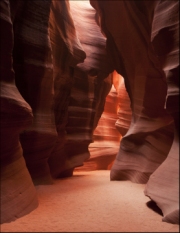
[146,200,163,216]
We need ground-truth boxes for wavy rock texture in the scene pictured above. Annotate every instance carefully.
[0,0,38,224]
[48,0,113,177]
[1,0,179,226]
[75,73,121,171]
[144,0,179,224]
[48,0,87,178]
[11,0,58,185]
[91,0,174,183]
[77,70,132,172]
[90,0,179,224]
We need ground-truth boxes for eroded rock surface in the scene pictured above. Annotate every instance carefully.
[48,0,113,177]
[90,0,179,224]
[77,71,130,171]
[0,0,179,225]
[48,0,86,178]
[0,0,38,223]
[10,0,58,185]
[144,0,179,224]
[75,74,119,171]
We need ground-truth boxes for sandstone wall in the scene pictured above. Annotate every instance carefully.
[90,0,179,224]
[0,0,179,225]
[0,0,38,223]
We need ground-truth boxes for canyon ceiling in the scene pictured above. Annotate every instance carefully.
[0,0,179,225]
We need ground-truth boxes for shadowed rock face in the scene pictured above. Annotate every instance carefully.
[10,0,58,185]
[90,0,179,224]
[144,0,179,224]
[0,0,38,224]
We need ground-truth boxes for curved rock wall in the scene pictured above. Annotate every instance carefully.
[90,0,174,182]
[0,0,38,223]
[48,0,86,178]
[11,0,58,185]
[90,0,179,224]
[144,0,179,224]
[48,0,113,177]
[0,0,179,225]
[77,70,131,172]
[76,73,120,171]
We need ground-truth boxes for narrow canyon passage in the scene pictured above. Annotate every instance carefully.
[0,0,179,228]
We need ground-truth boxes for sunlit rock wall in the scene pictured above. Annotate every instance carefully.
[90,0,179,224]
[114,71,132,136]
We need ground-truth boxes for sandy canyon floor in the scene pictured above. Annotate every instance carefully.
[0,170,179,232]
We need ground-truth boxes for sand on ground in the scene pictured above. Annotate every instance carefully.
[0,170,179,232]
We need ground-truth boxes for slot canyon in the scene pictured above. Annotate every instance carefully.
[0,0,179,232]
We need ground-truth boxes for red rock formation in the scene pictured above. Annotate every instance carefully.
[75,71,131,172]
[75,73,120,171]
[90,0,179,224]
[1,0,179,226]
[144,0,179,224]
[0,0,38,223]
[48,0,86,178]
[48,0,113,177]
[10,0,58,185]
[90,0,174,182]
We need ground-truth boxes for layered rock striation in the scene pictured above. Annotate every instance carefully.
[48,0,86,178]
[0,0,38,223]
[76,74,120,171]
[90,0,179,224]
[144,0,179,224]
[48,0,113,177]
[77,71,131,171]
[0,0,179,225]
[10,0,58,185]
